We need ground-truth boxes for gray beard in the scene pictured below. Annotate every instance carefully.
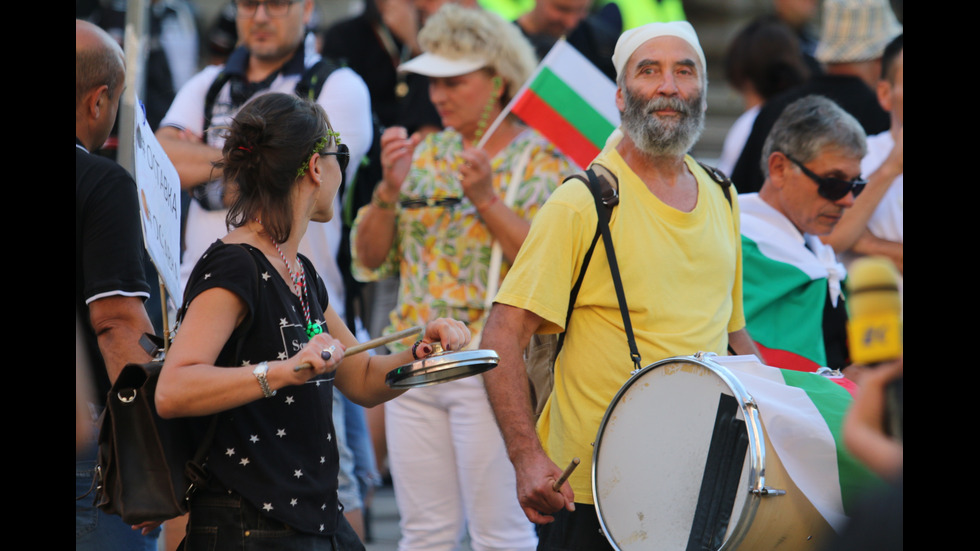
[620,86,705,158]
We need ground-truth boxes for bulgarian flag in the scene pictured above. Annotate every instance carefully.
[739,194,848,372]
[713,355,882,533]
[504,40,620,168]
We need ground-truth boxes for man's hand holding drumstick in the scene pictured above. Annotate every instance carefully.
[511,450,577,524]
[553,458,580,492]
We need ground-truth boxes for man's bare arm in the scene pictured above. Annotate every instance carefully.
[851,231,903,274]
[156,126,223,190]
[88,295,154,383]
[822,127,903,254]
[481,303,574,523]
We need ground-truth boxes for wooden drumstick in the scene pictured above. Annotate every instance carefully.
[294,325,424,371]
[553,457,580,492]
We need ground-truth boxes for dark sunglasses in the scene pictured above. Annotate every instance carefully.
[235,0,298,18]
[321,143,350,174]
[399,197,463,209]
[784,153,866,201]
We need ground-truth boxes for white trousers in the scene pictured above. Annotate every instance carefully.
[386,376,537,551]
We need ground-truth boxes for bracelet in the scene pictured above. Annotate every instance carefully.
[252,362,276,398]
[475,193,499,213]
[372,186,397,210]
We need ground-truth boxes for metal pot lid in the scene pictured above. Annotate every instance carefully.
[385,348,500,389]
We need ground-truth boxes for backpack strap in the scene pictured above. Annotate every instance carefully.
[202,71,232,141]
[202,57,341,140]
[294,58,340,101]
[555,163,633,368]
[697,161,733,209]
[584,167,643,372]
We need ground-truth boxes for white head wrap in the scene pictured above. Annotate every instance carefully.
[612,21,706,82]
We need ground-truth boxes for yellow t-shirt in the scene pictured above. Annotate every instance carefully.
[494,148,746,504]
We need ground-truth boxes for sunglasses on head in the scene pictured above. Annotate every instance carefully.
[320,143,350,174]
[783,153,866,201]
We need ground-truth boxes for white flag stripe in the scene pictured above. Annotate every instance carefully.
[540,41,621,125]
[713,355,849,533]
[740,194,834,280]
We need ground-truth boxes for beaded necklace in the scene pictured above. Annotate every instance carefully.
[255,219,323,339]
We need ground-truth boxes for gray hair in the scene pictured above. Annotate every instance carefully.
[417,4,537,104]
[761,95,866,178]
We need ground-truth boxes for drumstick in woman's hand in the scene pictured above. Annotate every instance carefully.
[294,325,424,371]
[553,457,580,492]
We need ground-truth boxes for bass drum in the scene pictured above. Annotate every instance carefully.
[592,354,830,550]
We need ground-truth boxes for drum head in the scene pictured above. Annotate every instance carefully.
[592,357,761,551]
[385,349,499,389]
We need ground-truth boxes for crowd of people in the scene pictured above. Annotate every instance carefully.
[77,1,903,550]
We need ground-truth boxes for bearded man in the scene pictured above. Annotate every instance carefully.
[480,21,759,550]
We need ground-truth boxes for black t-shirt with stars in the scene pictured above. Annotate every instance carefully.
[181,240,341,535]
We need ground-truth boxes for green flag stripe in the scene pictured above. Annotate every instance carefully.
[780,370,882,512]
[741,236,829,366]
[529,67,616,148]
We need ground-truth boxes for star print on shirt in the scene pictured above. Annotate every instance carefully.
[262,272,271,281]
[285,396,295,405]
[320,456,326,464]
[280,318,288,327]
[250,434,259,443]
[277,428,287,438]
[239,457,250,466]
[319,524,325,532]
[204,273,212,279]
[278,351,288,360]
[225,448,235,456]
[263,503,274,512]
[290,498,298,507]
[293,469,303,479]
[326,433,331,442]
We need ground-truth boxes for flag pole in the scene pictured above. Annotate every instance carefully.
[475,37,568,150]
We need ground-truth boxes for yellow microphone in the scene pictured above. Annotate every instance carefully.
[846,257,902,365]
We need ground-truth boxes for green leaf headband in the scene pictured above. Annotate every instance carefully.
[297,129,342,178]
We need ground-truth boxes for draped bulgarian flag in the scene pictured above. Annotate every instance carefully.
[508,40,620,168]
[739,194,848,372]
[713,356,882,533]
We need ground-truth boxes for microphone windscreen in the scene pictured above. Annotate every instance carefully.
[846,257,902,365]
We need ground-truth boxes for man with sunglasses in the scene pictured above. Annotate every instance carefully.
[156,0,371,313]
[740,95,867,371]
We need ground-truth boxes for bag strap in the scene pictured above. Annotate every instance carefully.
[585,168,643,372]
[202,70,232,142]
[555,161,729,366]
[203,57,340,141]
[697,160,734,209]
[484,139,537,311]
[294,58,340,101]
[555,163,641,373]
[555,166,615,355]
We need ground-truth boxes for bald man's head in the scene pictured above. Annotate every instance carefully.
[76,19,125,109]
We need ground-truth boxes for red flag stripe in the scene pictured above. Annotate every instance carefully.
[512,90,600,168]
